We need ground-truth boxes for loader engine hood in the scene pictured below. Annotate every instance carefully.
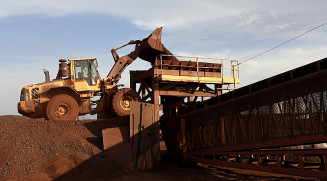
[20,79,66,101]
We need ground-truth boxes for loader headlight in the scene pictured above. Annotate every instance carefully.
[20,88,29,101]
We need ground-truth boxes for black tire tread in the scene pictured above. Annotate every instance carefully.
[111,88,140,116]
[46,94,79,121]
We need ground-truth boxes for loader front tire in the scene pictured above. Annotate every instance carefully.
[46,94,79,121]
[111,88,140,116]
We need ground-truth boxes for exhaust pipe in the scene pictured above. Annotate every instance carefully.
[43,69,50,82]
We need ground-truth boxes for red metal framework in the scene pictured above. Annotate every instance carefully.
[129,55,239,160]
[170,57,327,178]
[191,149,327,178]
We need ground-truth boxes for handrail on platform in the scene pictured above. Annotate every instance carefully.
[155,55,240,88]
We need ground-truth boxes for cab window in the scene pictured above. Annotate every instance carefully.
[75,60,89,79]
[74,60,99,86]
[90,60,100,85]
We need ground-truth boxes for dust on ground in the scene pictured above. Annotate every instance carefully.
[0,115,318,180]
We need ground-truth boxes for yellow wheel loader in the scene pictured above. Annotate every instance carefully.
[18,28,167,121]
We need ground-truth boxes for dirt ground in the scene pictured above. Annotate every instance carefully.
[0,115,318,180]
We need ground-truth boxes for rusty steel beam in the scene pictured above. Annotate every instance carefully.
[159,90,216,97]
[192,134,327,153]
[193,148,327,156]
[162,57,327,178]
[190,148,327,178]
[130,70,153,84]
[172,58,327,151]
[191,157,327,179]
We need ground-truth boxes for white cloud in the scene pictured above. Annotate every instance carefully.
[238,45,327,86]
[1,0,326,38]
[1,0,326,56]
[173,50,231,62]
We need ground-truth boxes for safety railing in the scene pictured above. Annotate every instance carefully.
[155,55,240,88]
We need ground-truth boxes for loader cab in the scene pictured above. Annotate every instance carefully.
[69,57,101,87]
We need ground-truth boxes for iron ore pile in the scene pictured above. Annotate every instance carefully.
[0,115,315,181]
[0,115,218,181]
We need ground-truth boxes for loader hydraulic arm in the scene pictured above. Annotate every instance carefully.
[107,40,141,82]
[107,27,168,83]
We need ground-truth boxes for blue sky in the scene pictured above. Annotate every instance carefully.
[1,0,327,115]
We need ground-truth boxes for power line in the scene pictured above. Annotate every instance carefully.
[238,21,327,66]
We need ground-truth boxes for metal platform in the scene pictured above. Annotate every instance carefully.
[129,55,241,163]
[130,55,239,103]
[153,55,239,85]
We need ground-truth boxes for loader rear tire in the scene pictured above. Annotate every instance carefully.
[46,94,79,121]
[111,88,140,116]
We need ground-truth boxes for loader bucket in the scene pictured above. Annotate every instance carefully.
[138,27,178,64]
